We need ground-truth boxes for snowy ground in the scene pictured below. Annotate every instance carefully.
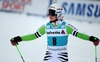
[0,12,100,62]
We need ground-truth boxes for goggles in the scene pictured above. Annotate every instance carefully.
[49,9,56,16]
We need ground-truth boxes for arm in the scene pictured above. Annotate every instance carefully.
[21,25,46,41]
[66,24,99,46]
[66,24,90,40]
[10,25,46,46]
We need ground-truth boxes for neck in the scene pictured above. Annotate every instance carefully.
[51,19,62,25]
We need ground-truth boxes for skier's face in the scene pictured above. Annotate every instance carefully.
[49,15,57,21]
[49,9,57,21]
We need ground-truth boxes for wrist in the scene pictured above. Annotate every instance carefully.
[89,36,99,42]
[14,36,22,42]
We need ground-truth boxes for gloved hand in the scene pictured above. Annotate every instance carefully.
[89,36,99,46]
[10,36,22,46]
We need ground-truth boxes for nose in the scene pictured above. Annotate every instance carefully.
[49,15,52,19]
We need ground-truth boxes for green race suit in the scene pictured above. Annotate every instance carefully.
[20,20,90,62]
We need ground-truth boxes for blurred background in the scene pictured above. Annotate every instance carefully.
[0,0,100,62]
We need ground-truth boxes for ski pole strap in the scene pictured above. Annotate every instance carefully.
[16,45,25,62]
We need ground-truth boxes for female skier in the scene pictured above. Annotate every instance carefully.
[10,4,99,62]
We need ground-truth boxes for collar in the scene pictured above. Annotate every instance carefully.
[50,20,62,28]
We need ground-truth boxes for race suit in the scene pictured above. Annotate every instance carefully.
[20,20,90,62]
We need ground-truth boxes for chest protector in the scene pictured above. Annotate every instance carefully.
[46,22,68,46]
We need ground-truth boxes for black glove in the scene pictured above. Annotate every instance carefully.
[89,36,99,46]
[10,36,22,46]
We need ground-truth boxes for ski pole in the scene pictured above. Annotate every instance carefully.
[15,45,25,62]
[94,46,97,62]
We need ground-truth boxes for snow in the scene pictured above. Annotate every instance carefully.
[0,12,100,62]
